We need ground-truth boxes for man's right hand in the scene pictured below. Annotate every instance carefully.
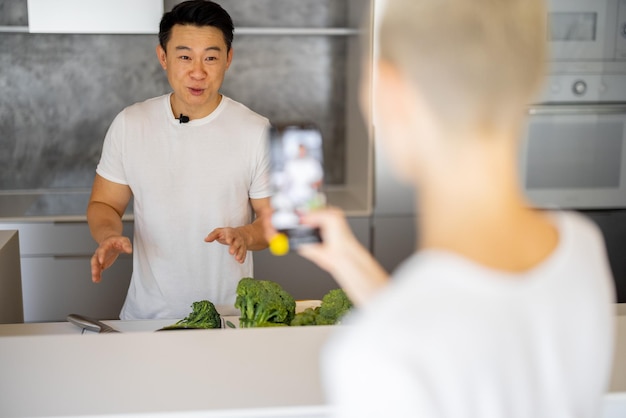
[91,236,132,283]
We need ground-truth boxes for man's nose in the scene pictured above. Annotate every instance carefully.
[190,60,207,79]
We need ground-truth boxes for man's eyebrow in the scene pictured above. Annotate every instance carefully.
[174,45,222,52]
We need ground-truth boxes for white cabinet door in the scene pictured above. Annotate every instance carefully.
[20,255,132,322]
[0,221,135,322]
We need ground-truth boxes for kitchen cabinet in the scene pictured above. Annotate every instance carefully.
[371,216,417,274]
[0,220,133,322]
[0,220,132,256]
[20,256,131,322]
[27,0,163,34]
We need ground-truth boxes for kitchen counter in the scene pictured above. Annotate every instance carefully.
[0,189,124,221]
[0,306,625,418]
[0,189,134,221]
[0,323,333,418]
[0,187,370,221]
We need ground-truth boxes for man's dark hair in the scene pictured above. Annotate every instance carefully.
[158,0,234,52]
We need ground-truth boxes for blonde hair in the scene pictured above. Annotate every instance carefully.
[379,0,547,134]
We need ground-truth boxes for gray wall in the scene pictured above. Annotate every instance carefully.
[0,0,351,190]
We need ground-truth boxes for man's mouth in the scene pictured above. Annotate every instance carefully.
[188,87,205,96]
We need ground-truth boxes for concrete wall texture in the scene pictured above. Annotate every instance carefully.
[0,0,351,189]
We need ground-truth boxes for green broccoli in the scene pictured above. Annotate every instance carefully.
[163,300,222,329]
[290,307,320,326]
[290,289,353,326]
[317,288,353,325]
[235,277,296,328]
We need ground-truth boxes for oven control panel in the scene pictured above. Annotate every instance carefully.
[537,74,626,103]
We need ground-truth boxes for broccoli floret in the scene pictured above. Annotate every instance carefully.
[235,277,296,328]
[316,289,353,325]
[164,300,222,329]
[290,289,353,326]
[290,307,321,326]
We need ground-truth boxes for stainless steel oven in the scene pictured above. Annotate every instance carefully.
[520,104,626,209]
[520,0,626,209]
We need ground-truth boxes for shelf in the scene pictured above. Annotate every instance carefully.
[0,26,29,33]
[235,27,361,36]
[0,26,360,36]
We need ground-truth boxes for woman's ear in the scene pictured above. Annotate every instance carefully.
[375,60,428,139]
[373,60,440,184]
[375,60,404,126]
[373,60,420,182]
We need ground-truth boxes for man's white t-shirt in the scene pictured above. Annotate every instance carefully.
[322,211,615,418]
[97,94,270,319]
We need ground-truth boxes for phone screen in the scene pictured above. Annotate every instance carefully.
[269,123,325,254]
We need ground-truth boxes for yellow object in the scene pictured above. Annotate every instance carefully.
[269,233,289,256]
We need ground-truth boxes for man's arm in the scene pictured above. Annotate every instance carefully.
[87,174,133,283]
[204,197,271,263]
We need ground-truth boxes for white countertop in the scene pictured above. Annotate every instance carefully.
[0,305,624,418]
[0,324,334,418]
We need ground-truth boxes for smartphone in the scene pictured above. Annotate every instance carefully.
[268,123,326,255]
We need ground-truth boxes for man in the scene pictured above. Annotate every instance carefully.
[88,0,270,320]
[281,0,616,416]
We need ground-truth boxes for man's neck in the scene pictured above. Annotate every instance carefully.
[170,93,222,121]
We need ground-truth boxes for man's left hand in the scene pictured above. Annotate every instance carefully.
[205,227,249,263]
